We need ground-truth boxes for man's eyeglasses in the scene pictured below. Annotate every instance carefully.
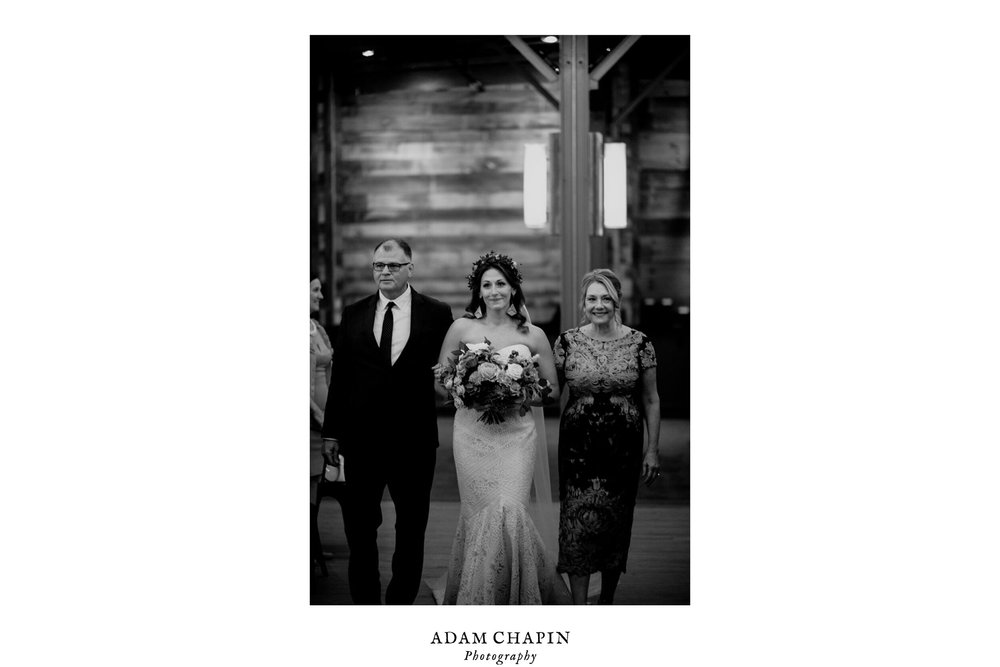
[372,262,412,273]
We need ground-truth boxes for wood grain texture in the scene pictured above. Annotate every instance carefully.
[636,131,690,170]
[330,74,690,326]
[342,112,560,133]
[335,84,562,318]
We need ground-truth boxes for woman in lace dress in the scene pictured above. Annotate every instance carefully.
[553,269,662,604]
[435,252,566,604]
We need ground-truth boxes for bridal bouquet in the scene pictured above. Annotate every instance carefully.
[433,339,551,425]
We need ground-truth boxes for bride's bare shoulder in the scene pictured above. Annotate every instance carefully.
[525,323,549,349]
[448,317,476,333]
[448,316,487,342]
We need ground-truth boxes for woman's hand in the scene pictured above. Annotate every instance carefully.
[641,449,661,486]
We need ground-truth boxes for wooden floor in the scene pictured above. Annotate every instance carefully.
[310,417,690,605]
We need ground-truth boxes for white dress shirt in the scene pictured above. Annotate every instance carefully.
[374,285,412,365]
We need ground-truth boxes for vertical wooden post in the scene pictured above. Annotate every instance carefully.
[559,35,592,334]
[590,132,609,269]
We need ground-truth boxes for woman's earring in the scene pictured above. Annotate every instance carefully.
[507,304,518,317]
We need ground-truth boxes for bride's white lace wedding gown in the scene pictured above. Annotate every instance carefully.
[443,344,567,604]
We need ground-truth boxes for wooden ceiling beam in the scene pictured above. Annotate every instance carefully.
[489,43,559,110]
[589,35,641,83]
[504,35,559,82]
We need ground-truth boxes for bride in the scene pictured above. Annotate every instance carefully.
[435,251,567,604]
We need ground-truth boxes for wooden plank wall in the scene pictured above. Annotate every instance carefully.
[310,69,338,330]
[627,78,690,417]
[334,83,563,324]
[632,79,690,306]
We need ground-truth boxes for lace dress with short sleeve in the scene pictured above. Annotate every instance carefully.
[310,319,333,418]
[552,327,657,576]
[310,319,333,477]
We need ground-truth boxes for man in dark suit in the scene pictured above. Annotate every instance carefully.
[321,239,453,604]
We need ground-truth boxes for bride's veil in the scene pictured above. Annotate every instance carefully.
[520,305,559,556]
[522,305,573,603]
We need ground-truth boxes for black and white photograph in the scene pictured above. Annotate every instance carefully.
[309,34,691,606]
[5,3,1000,666]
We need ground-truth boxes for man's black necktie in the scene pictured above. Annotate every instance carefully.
[380,301,395,366]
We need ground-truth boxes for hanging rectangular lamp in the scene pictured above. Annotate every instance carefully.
[603,142,627,229]
[523,143,548,228]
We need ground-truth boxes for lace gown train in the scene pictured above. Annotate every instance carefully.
[443,345,565,604]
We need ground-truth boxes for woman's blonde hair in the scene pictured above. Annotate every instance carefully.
[579,268,623,326]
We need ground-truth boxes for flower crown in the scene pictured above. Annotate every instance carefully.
[466,251,523,291]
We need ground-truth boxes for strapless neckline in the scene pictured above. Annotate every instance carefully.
[497,343,530,354]
[494,343,532,365]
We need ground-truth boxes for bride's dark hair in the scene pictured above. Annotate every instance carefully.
[464,251,528,330]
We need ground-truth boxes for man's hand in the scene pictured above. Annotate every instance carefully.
[322,438,340,465]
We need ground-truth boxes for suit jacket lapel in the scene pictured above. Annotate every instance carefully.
[361,295,379,353]
[396,288,425,364]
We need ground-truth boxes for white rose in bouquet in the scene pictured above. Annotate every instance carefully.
[478,362,500,380]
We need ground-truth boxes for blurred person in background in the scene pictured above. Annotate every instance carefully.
[310,272,333,479]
